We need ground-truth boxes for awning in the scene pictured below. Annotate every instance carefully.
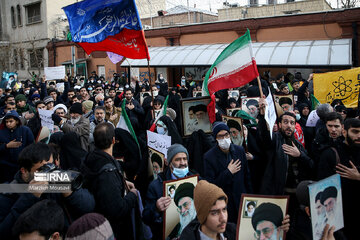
[121,39,352,67]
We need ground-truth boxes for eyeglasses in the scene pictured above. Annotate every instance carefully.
[216,132,230,140]
[254,227,274,239]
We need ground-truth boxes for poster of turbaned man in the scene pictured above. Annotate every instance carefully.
[181,97,212,136]
[308,174,344,240]
[163,175,199,240]
[237,194,289,240]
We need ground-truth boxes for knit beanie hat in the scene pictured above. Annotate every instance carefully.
[65,213,113,240]
[15,94,26,102]
[31,94,41,100]
[212,121,230,138]
[44,96,54,105]
[82,100,94,111]
[70,102,83,115]
[251,202,283,230]
[174,182,195,207]
[194,180,228,224]
[167,143,188,164]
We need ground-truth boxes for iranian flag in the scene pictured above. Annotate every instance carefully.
[149,95,169,132]
[202,29,259,96]
[116,99,140,147]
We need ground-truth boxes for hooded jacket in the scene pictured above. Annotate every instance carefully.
[0,111,34,182]
[81,148,137,240]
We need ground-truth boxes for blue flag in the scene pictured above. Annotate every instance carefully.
[63,0,142,43]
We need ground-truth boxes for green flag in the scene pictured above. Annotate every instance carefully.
[310,94,321,110]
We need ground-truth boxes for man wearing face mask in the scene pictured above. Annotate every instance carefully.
[203,122,252,223]
[143,143,197,240]
[51,102,90,151]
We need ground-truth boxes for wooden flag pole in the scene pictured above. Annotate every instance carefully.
[257,76,264,98]
[147,59,156,119]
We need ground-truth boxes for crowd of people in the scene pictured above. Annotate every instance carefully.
[0,70,359,240]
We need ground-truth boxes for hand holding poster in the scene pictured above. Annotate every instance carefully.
[44,66,66,80]
[163,175,199,240]
[306,110,320,127]
[147,130,171,159]
[313,68,360,108]
[308,174,344,240]
[38,109,54,131]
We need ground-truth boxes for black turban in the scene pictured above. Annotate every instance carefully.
[227,119,241,131]
[151,153,163,168]
[320,186,338,204]
[279,97,293,106]
[174,182,195,207]
[251,202,283,230]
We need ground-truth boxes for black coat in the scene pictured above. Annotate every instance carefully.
[82,149,138,240]
[257,115,314,195]
[317,142,360,239]
[203,144,252,223]
[179,218,237,240]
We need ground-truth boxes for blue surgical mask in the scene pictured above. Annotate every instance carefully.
[172,166,189,178]
[296,113,301,121]
[88,87,93,91]
[156,126,167,135]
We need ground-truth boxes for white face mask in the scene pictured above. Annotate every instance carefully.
[295,113,301,121]
[217,138,231,150]
[70,117,81,125]
[24,90,30,95]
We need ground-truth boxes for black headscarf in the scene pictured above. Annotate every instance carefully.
[159,115,183,145]
[59,132,87,171]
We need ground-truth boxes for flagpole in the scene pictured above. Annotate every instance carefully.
[257,76,264,98]
[147,59,156,119]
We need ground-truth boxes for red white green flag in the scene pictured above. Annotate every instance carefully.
[202,29,259,96]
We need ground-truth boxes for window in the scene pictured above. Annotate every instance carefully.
[28,48,43,68]
[249,0,258,6]
[11,6,16,27]
[13,49,18,69]
[268,0,276,4]
[19,49,24,70]
[97,65,105,77]
[17,5,22,26]
[26,2,41,24]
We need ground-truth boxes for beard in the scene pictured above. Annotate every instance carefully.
[179,202,197,234]
[231,134,244,146]
[347,135,360,148]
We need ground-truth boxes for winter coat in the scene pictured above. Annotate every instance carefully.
[82,148,138,240]
[61,116,90,152]
[179,218,237,240]
[142,168,197,240]
[203,143,252,223]
[257,115,313,195]
[317,142,360,239]
[0,111,34,182]
[0,171,95,239]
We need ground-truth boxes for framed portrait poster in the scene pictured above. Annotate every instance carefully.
[241,97,260,119]
[180,97,212,137]
[147,147,165,178]
[163,175,199,240]
[140,91,151,105]
[222,116,243,133]
[273,94,294,118]
[226,107,242,117]
[192,91,202,98]
[228,90,240,101]
[308,174,344,240]
[237,194,289,240]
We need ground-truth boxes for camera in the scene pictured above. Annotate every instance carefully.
[37,163,83,191]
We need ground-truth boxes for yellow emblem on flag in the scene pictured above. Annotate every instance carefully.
[313,68,360,108]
